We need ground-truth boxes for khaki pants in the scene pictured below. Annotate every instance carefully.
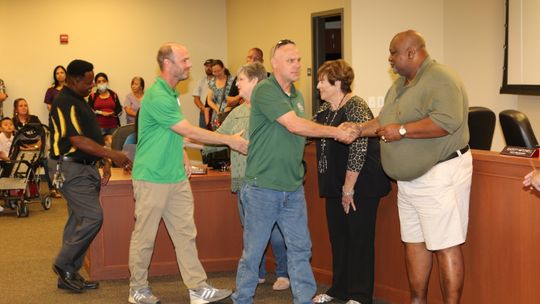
[129,180,207,290]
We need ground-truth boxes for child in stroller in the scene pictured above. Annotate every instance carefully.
[0,122,52,217]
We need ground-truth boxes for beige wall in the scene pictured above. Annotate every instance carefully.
[2,0,539,152]
[350,0,444,116]
[443,0,520,150]
[226,0,351,117]
[0,0,228,127]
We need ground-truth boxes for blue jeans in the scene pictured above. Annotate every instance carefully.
[237,190,288,279]
[232,184,316,304]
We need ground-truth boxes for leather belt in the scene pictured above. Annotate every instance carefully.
[51,155,98,166]
[439,145,470,163]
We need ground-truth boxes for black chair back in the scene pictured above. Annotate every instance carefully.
[468,106,496,150]
[111,124,136,151]
[499,109,539,148]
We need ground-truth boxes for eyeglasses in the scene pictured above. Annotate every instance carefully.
[272,39,295,56]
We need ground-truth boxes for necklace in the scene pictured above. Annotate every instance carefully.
[318,93,349,173]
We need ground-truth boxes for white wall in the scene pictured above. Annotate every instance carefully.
[0,0,228,127]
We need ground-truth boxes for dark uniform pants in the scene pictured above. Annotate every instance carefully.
[48,159,103,273]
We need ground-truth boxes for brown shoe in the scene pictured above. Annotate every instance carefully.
[50,189,62,198]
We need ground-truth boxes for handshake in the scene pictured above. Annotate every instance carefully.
[334,122,361,144]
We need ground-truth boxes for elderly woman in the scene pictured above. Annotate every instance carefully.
[202,62,290,290]
[124,76,144,124]
[312,59,390,304]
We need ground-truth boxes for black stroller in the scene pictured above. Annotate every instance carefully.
[0,123,52,217]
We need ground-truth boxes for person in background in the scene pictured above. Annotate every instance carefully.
[231,39,356,304]
[312,59,390,304]
[205,59,234,130]
[124,77,144,125]
[0,117,14,213]
[13,97,43,151]
[226,48,264,109]
[13,98,41,130]
[192,59,214,128]
[344,30,472,304]
[0,78,8,118]
[48,59,131,293]
[13,97,60,198]
[88,72,122,147]
[127,43,247,304]
[0,117,14,161]
[203,62,290,291]
[44,65,67,110]
[523,169,540,191]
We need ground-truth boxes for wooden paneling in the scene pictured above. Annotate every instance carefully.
[85,169,242,280]
[304,145,540,303]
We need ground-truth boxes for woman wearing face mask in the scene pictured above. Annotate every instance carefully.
[88,72,122,147]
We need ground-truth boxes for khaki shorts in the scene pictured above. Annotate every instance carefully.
[397,151,473,250]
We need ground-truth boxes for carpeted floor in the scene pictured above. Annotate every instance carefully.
[0,194,390,304]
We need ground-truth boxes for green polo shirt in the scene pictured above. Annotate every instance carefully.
[132,77,186,183]
[378,57,469,181]
[244,75,306,192]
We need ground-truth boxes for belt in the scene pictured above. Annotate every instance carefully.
[51,155,98,166]
[439,145,470,163]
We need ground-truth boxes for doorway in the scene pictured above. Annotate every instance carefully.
[311,9,343,115]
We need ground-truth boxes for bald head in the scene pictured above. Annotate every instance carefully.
[388,30,429,79]
[157,43,192,87]
[391,30,427,55]
[246,48,264,63]
[157,43,188,70]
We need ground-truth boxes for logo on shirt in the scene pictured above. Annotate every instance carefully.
[296,103,304,114]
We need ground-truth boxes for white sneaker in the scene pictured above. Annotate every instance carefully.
[189,282,232,304]
[346,300,361,304]
[272,277,290,290]
[312,293,334,303]
[128,287,161,304]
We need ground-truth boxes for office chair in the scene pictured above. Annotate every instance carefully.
[468,106,496,150]
[110,124,136,151]
[499,109,539,148]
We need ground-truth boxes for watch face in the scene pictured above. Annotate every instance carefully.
[399,126,406,135]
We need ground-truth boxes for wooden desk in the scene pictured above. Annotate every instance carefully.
[303,145,540,303]
[85,169,242,280]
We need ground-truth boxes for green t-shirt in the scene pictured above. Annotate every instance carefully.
[244,75,306,192]
[132,77,186,183]
[378,57,469,181]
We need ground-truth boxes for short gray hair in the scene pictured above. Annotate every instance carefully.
[237,62,267,83]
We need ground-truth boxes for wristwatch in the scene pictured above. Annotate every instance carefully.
[398,125,407,137]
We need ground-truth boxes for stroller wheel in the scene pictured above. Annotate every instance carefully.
[16,200,29,217]
[41,196,52,210]
[8,200,17,209]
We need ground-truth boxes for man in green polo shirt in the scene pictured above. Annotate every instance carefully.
[128,43,247,304]
[347,30,472,303]
[232,40,356,304]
